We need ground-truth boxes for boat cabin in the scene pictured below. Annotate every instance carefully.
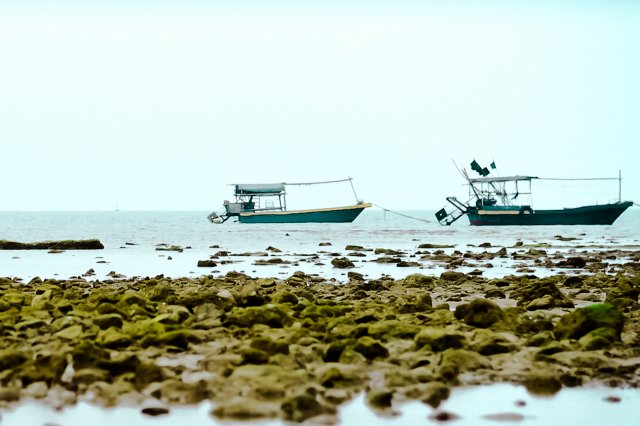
[223,183,287,216]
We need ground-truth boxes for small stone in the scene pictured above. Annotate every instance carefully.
[141,407,170,416]
[429,410,459,422]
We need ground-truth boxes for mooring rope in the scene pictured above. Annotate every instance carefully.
[373,203,431,223]
[634,202,640,208]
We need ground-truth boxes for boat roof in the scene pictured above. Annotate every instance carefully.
[469,175,538,183]
[234,183,285,195]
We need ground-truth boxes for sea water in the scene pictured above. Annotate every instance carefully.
[0,209,638,282]
[0,209,639,425]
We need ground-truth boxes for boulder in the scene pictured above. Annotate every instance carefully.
[454,299,505,328]
[510,280,574,309]
[524,371,562,395]
[224,305,293,328]
[414,327,467,352]
[281,393,333,423]
[353,337,389,360]
[331,257,355,269]
[554,303,624,341]
[402,274,435,289]
[440,271,466,282]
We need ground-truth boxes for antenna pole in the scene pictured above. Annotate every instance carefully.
[348,177,359,203]
[619,170,622,203]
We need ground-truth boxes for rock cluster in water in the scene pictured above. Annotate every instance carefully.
[0,240,104,250]
[0,271,638,423]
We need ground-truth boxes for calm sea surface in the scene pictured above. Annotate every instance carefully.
[0,209,639,424]
[0,209,639,281]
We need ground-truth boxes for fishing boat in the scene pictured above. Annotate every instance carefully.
[208,178,371,224]
[436,160,633,226]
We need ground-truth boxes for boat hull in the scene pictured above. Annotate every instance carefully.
[238,203,371,224]
[467,202,633,226]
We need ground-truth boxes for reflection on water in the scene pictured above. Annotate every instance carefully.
[0,384,638,426]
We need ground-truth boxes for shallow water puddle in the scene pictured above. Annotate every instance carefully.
[1,385,638,426]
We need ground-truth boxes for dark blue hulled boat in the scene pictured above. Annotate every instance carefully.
[436,161,633,226]
[208,178,371,224]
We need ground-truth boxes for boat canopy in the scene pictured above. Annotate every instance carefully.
[234,183,285,195]
[468,175,538,183]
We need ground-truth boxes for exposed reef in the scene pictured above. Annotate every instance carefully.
[0,240,104,250]
[0,271,638,423]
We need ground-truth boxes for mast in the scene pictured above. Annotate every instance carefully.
[619,170,622,202]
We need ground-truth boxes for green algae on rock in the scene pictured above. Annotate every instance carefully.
[554,303,624,341]
[0,271,638,422]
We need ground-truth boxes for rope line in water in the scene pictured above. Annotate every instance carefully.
[372,203,431,223]
[634,202,640,208]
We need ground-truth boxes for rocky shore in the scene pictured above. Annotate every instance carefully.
[0,268,638,423]
[0,239,104,250]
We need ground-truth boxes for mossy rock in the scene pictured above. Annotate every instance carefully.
[72,341,110,369]
[407,382,450,408]
[367,320,420,340]
[250,337,289,355]
[96,302,123,316]
[299,304,347,321]
[271,291,298,305]
[331,257,355,269]
[470,330,515,355]
[118,291,148,308]
[403,274,435,289]
[94,313,124,330]
[414,327,466,352]
[353,336,389,360]
[15,318,49,331]
[318,366,361,388]
[146,330,194,350]
[440,271,466,282]
[97,327,133,348]
[55,300,74,315]
[606,278,639,302]
[30,289,52,308]
[235,283,267,307]
[212,397,280,420]
[323,341,348,362]
[72,367,110,386]
[133,361,165,390]
[20,352,68,385]
[224,305,293,328]
[281,393,332,423]
[439,349,491,373]
[510,280,573,309]
[578,327,618,350]
[1,291,27,307]
[148,284,174,302]
[514,311,554,335]
[454,299,505,328]
[0,349,29,371]
[98,353,141,376]
[524,371,562,395]
[554,303,624,341]
[54,324,85,340]
[121,304,155,321]
[367,388,393,409]
[525,331,556,347]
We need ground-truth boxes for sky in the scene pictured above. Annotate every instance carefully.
[1,1,639,210]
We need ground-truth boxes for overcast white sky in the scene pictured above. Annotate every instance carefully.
[1,1,639,210]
